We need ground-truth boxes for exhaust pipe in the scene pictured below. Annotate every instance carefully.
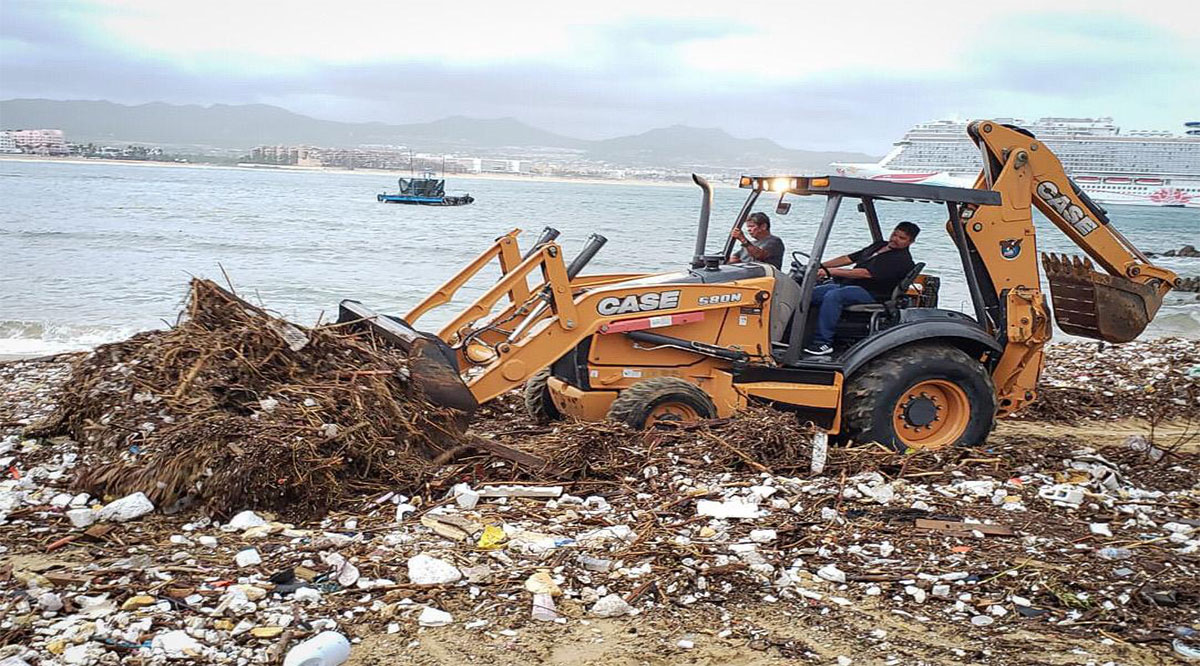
[566,233,608,279]
[522,226,561,260]
[691,174,713,267]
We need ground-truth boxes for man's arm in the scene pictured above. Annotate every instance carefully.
[739,241,771,262]
[730,228,772,262]
[821,266,872,279]
[821,254,854,268]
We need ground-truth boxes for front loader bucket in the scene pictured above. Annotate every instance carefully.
[1042,253,1163,343]
[337,300,479,419]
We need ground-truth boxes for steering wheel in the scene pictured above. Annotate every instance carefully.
[789,250,809,284]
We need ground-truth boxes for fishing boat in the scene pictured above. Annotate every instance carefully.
[377,173,474,206]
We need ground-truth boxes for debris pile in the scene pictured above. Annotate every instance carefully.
[28,279,464,519]
[4,366,1199,664]
[1,317,1197,663]
[472,406,818,484]
[1019,338,1199,422]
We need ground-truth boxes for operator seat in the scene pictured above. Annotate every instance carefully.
[843,262,926,327]
[767,265,802,342]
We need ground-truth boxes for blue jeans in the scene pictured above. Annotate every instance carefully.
[809,283,876,346]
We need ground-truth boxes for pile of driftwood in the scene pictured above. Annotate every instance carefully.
[35,279,464,519]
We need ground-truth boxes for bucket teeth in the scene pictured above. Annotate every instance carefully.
[1040,252,1159,344]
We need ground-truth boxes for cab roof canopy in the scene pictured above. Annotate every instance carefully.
[739,175,1001,206]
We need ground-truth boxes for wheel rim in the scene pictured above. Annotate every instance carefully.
[891,379,970,450]
[646,401,701,426]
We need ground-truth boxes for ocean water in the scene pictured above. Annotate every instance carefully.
[1,159,1197,357]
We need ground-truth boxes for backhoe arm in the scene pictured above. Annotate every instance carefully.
[956,121,1178,416]
[971,121,1177,338]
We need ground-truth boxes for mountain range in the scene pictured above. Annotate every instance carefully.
[0,99,876,169]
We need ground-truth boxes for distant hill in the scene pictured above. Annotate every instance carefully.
[0,99,585,151]
[0,99,877,168]
[586,125,873,171]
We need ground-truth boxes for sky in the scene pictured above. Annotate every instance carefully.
[2,0,1198,153]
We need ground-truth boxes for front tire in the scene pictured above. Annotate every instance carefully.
[606,377,717,429]
[843,344,995,452]
[523,369,562,424]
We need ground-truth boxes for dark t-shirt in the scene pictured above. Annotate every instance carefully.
[840,241,915,299]
[734,233,785,269]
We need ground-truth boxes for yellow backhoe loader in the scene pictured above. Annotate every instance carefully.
[340,121,1178,451]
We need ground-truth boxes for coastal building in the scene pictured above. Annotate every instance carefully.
[0,131,18,154]
[1,128,68,155]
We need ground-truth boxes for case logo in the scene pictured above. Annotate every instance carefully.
[597,290,681,316]
[1036,181,1098,236]
[1000,238,1022,260]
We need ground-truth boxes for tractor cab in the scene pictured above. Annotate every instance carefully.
[690,175,1002,367]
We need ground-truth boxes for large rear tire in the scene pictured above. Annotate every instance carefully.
[843,344,995,452]
[523,369,562,424]
[607,377,717,429]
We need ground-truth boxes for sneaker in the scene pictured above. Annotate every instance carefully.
[804,343,833,356]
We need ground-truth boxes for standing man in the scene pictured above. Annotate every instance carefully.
[803,221,920,356]
[729,212,785,269]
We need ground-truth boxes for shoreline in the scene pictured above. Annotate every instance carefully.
[0,153,700,188]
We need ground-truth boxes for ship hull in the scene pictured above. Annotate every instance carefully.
[833,164,1200,209]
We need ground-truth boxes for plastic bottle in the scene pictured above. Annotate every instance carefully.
[282,631,351,666]
[1096,547,1133,560]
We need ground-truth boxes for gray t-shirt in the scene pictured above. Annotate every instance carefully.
[735,233,784,269]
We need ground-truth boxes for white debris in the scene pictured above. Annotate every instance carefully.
[477,484,563,498]
[1039,484,1085,507]
[37,591,63,612]
[227,510,267,530]
[65,508,96,528]
[234,548,262,568]
[749,529,777,543]
[96,492,154,522]
[418,606,454,627]
[407,553,462,585]
[293,587,322,603]
[817,564,847,584]
[591,594,636,617]
[696,498,761,519]
[395,502,418,521]
[1090,523,1113,537]
[151,629,203,657]
[453,483,481,509]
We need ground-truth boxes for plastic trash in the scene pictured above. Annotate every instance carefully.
[476,525,506,550]
[1174,639,1200,661]
[1038,484,1084,507]
[1096,547,1133,560]
[282,631,351,666]
[810,432,828,474]
[531,593,558,621]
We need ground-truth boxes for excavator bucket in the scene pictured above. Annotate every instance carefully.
[337,300,479,421]
[1042,253,1164,343]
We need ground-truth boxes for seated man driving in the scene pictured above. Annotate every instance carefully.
[729,212,785,269]
[803,221,920,356]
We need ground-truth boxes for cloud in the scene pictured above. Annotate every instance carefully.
[2,0,1198,153]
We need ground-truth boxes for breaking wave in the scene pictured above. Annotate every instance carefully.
[0,320,147,358]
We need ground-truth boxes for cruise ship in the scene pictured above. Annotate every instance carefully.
[835,118,1200,208]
